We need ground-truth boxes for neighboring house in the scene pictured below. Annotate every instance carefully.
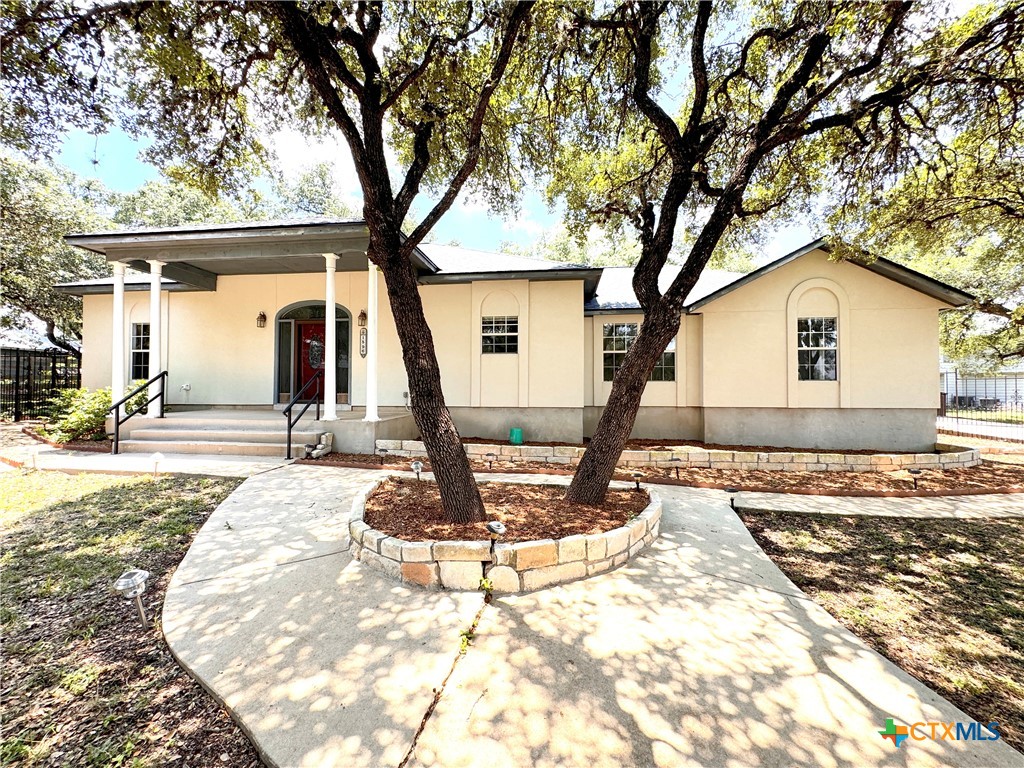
[939,360,1024,409]
[57,220,971,452]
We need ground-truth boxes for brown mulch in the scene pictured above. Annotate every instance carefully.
[641,460,1024,493]
[453,435,922,454]
[363,476,649,542]
[301,452,1024,495]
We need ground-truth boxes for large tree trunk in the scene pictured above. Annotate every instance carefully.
[373,241,486,524]
[566,306,681,505]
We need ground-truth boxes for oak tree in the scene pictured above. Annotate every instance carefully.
[3,1,560,522]
[551,1,1024,503]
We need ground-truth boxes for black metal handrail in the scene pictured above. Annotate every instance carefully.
[109,371,168,455]
[284,370,323,459]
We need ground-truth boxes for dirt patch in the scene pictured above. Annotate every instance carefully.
[363,476,649,542]
[739,512,1024,753]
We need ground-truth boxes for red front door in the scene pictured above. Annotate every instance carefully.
[297,322,326,397]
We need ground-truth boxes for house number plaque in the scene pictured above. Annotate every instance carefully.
[359,327,368,358]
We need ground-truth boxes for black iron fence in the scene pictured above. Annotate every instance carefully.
[938,370,1024,443]
[0,348,82,421]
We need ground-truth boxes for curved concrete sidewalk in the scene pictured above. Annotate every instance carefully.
[734,490,1024,518]
[163,465,1022,767]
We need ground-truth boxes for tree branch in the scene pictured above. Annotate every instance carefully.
[401,1,534,253]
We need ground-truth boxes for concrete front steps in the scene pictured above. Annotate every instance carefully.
[117,412,322,457]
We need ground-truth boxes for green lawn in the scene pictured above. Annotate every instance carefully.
[0,470,257,767]
[740,512,1024,754]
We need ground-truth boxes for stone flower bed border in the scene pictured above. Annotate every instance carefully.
[348,477,662,593]
[375,439,980,473]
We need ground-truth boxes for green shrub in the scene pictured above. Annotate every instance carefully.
[125,379,150,416]
[47,387,112,443]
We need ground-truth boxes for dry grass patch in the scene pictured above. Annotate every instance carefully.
[0,470,258,767]
[739,512,1024,753]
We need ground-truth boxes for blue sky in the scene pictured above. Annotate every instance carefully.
[57,126,811,262]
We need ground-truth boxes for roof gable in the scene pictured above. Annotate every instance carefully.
[686,238,973,311]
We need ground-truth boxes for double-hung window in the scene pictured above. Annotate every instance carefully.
[482,316,518,354]
[602,323,675,381]
[797,317,837,381]
[130,323,150,381]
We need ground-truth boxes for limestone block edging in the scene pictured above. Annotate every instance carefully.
[348,477,662,593]
[374,440,981,473]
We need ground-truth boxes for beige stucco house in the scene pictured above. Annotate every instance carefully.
[59,220,971,454]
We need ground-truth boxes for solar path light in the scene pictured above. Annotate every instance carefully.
[486,520,506,562]
[631,471,644,491]
[485,452,497,470]
[113,568,151,629]
[724,487,739,511]
[377,447,389,466]
[671,456,682,479]
[151,452,164,478]
[411,460,424,481]
[908,469,922,490]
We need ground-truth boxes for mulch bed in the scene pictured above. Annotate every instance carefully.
[641,461,1024,493]
[299,453,1024,496]
[20,425,111,452]
[363,476,649,542]
[453,435,923,454]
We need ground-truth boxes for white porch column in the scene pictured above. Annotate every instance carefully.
[322,253,339,421]
[111,262,126,414]
[364,262,379,422]
[147,260,165,415]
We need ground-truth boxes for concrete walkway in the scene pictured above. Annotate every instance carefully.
[0,434,286,478]
[734,490,1024,518]
[163,465,1021,768]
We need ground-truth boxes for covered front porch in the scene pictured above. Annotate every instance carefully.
[62,220,438,446]
[114,406,416,456]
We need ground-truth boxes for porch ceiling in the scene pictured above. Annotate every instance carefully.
[64,219,437,291]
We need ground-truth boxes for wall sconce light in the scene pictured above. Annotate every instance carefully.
[256,311,267,328]
[357,309,367,327]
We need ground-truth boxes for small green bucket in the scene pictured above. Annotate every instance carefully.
[509,427,524,445]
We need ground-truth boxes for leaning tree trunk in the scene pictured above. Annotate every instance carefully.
[374,246,486,524]
[566,307,681,505]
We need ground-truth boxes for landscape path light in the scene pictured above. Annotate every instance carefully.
[631,471,644,491]
[724,487,739,511]
[151,452,164,478]
[113,568,151,630]
[671,456,682,479]
[485,452,496,470]
[908,469,922,491]
[486,520,506,562]
[411,460,424,481]
[377,447,389,466]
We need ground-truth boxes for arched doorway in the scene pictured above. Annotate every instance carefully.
[275,302,352,404]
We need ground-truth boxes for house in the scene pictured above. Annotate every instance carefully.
[57,220,971,454]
